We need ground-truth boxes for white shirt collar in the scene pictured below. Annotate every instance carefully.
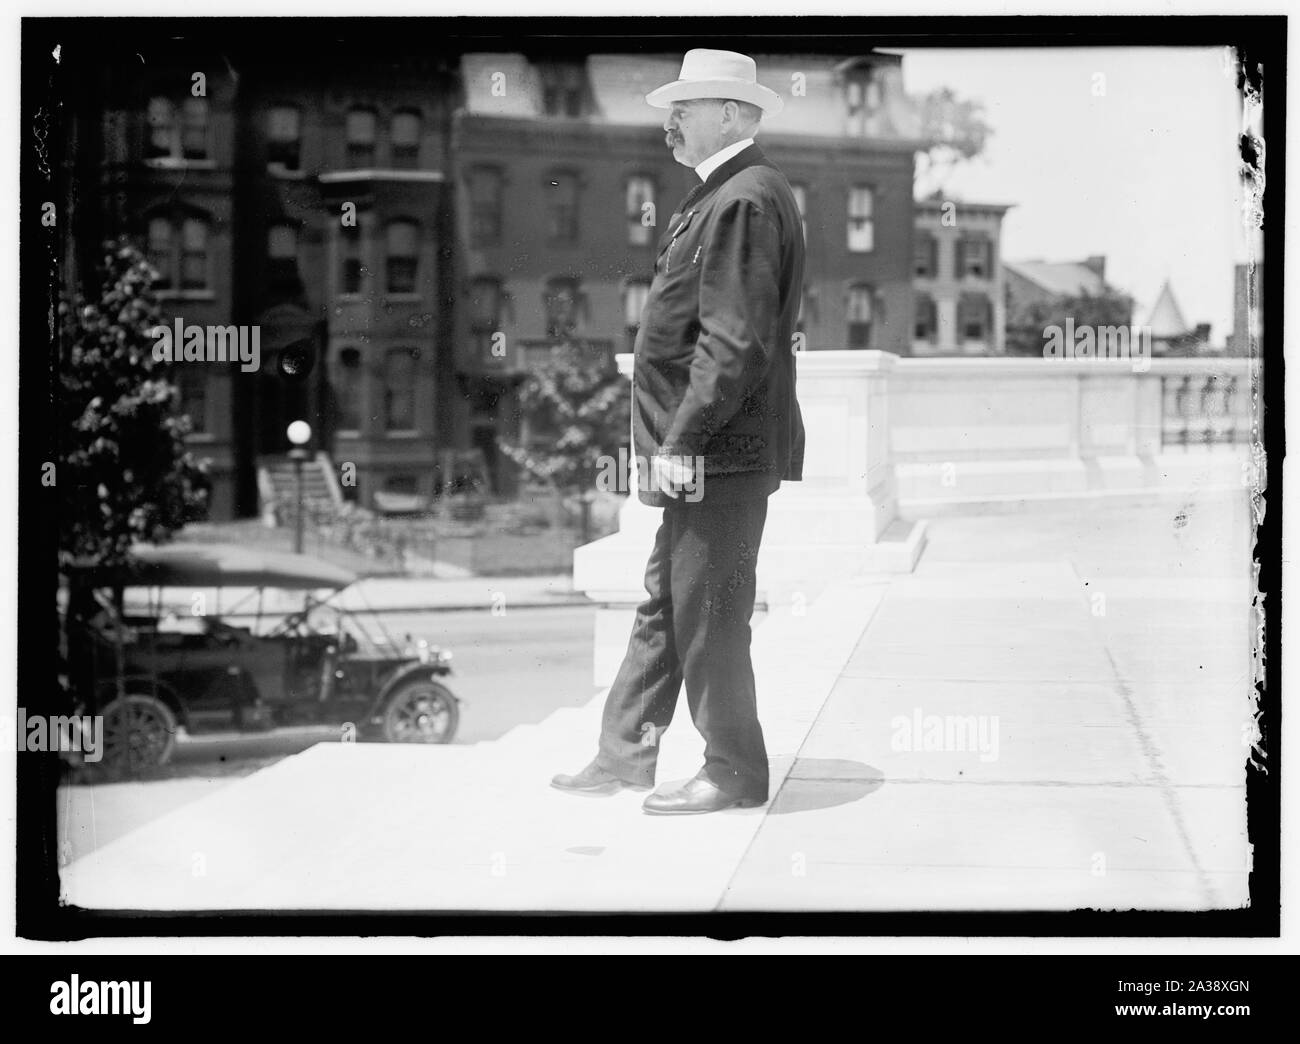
[694,137,755,183]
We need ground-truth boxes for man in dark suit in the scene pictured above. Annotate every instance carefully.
[552,49,806,815]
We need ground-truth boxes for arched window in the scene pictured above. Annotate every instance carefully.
[385,220,419,294]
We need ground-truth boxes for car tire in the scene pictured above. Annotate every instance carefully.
[101,693,178,775]
[381,679,459,744]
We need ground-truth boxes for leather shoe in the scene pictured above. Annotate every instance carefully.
[642,773,767,815]
[551,759,649,795]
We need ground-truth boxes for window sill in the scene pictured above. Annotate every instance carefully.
[384,293,424,304]
[335,429,362,439]
[142,158,218,171]
[267,164,308,179]
[383,429,422,439]
[156,290,216,302]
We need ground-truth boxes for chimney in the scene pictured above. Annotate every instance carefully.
[1082,255,1106,282]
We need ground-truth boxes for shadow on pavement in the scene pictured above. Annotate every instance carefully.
[768,758,884,815]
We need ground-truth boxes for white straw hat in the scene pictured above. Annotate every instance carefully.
[646,49,783,115]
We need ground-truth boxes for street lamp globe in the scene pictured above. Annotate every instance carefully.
[287,420,312,447]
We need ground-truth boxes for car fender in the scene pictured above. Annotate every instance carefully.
[92,675,188,728]
[368,662,458,720]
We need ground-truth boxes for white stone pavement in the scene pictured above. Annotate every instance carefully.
[60,492,1254,913]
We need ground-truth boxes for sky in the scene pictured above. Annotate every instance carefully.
[899,47,1254,343]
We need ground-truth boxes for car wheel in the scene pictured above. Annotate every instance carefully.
[101,693,178,775]
[381,680,459,744]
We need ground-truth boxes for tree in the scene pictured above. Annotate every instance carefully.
[1004,288,1136,357]
[497,342,630,541]
[912,87,993,194]
[56,240,211,573]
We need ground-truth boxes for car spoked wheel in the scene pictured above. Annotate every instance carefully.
[101,694,178,775]
[382,681,459,744]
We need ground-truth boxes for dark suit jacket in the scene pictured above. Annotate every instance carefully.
[632,142,806,508]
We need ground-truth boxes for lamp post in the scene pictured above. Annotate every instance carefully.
[287,420,312,555]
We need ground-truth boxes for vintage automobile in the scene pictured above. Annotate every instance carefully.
[66,543,460,775]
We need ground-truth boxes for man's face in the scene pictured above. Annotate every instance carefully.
[664,99,726,168]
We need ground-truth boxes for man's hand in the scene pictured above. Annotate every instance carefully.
[650,454,696,498]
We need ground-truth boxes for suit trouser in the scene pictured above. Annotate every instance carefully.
[594,492,770,797]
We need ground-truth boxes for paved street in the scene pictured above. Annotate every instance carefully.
[57,605,598,863]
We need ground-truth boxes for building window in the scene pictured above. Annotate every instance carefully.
[147,96,208,161]
[267,223,298,288]
[848,186,874,253]
[914,293,937,342]
[180,218,209,290]
[914,232,938,278]
[626,176,656,246]
[267,224,297,260]
[539,61,586,117]
[180,98,209,160]
[146,98,176,160]
[149,215,209,291]
[175,368,207,433]
[544,277,585,339]
[958,235,992,279]
[267,105,301,171]
[468,166,502,246]
[146,216,174,289]
[623,279,650,351]
[339,226,363,295]
[345,108,377,167]
[385,220,419,294]
[390,110,421,168]
[958,293,991,341]
[383,348,417,430]
[470,277,503,365]
[845,70,881,135]
[791,182,808,244]
[545,171,579,243]
[336,347,362,432]
[847,284,876,348]
[384,474,418,495]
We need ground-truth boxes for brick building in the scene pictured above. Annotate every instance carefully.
[64,46,922,515]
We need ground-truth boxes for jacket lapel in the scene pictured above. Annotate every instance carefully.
[657,144,769,259]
